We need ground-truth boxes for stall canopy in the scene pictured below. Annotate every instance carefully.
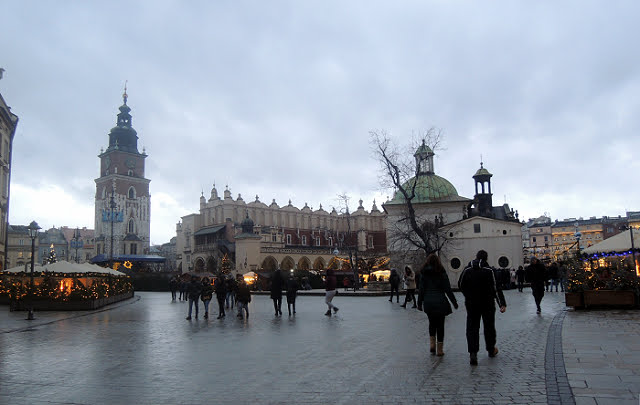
[4,260,126,276]
[583,229,640,254]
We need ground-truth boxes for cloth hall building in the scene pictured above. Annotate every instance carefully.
[175,185,387,276]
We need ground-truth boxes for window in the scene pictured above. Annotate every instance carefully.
[533,237,537,243]
[498,256,509,268]
[301,235,307,245]
[286,234,291,245]
[502,230,507,235]
[315,237,321,246]
[19,239,24,246]
[368,235,374,249]
[450,258,461,269]
[328,237,333,246]
[544,236,548,242]
[128,187,136,199]
[128,219,135,233]
[473,224,481,233]
[272,234,277,242]
[128,170,133,176]
[130,244,137,255]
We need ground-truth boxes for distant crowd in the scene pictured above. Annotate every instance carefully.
[168,251,560,367]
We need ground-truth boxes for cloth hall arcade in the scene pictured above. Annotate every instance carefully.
[175,185,387,276]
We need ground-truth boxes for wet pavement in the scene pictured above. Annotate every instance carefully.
[1,289,638,405]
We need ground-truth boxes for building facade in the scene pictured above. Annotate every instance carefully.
[175,185,387,276]
[94,90,151,260]
[383,142,523,282]
[0,89,18,270]
[6,225,38,270]
[60,226,95,263]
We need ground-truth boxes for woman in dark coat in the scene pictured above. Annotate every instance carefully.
[285,274,299,316]
[214,275,227,319]
[526,257,547,314]
[420,253,458,356]
[270,269,284,316]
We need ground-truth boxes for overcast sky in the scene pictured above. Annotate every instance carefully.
[2,1,639,245]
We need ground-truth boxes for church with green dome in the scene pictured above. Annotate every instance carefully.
[383,141,523,280]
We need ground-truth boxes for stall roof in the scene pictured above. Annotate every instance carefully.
[4,260,126,276]
[583,229,640,254]
[90,254,166,264]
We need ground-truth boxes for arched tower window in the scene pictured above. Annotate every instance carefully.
[128,187,136,199]
[128,219,135,233]
[102,187,106,199]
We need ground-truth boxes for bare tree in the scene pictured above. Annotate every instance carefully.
[335,193,361,290]
[371,128,454,263]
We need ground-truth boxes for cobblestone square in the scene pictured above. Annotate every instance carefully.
[1,290,639,405]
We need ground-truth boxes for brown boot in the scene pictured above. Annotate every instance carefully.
[436,342,444,356]
[429,336,436,354]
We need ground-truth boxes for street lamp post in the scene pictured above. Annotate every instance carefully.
[26,220,41,321]
[620,225,638,276]
[574,225,582,259]
[109,193,116,268]
[71,227,81,263]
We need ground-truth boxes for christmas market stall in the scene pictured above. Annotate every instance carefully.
[0,261,133,311]
[565,230,640,309]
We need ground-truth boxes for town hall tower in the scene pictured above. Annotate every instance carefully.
[94,88,151,259]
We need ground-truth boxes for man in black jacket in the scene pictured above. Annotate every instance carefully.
[458,250,507,366]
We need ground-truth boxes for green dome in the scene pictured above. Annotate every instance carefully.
[388,174,461,204]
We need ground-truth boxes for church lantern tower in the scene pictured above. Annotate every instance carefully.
[472,161,493,218]
[94,88,151,260]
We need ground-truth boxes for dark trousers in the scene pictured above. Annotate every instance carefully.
[272,297,282,314]
[389,285,400,302]
[403,289,416,306]
[286,295,296,315]
[465,303,496,354]
[517,280,524,292]
[217,296,226,316]
[532,287,544,309]
[427,313,446,341]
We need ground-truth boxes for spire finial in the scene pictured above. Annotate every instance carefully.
[123,80,128,105]
[480,154,483,168]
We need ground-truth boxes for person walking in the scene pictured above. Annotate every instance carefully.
[178,277,187,301]
[285,274,299,316]
[225,275,237,309]
[458,250,507,366]
[388,269,400,303]
[548,262,560,292]
[558,261,567,292]
[419,254,458,356]
[200,277,213,319]
[324,268,339,316]
[270,268,284,316]
[236,277,251,319]
[214,274,227,319]
[515,265,526,292]
[526,257,547,314]
[185,275,202,320]
[401,266,417,308]
[169,276,178,301]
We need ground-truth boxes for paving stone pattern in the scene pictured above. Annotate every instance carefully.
[563,310,640,405]
[0,289,615,404]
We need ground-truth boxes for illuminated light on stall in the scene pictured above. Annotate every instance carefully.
[123,261,133,269]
